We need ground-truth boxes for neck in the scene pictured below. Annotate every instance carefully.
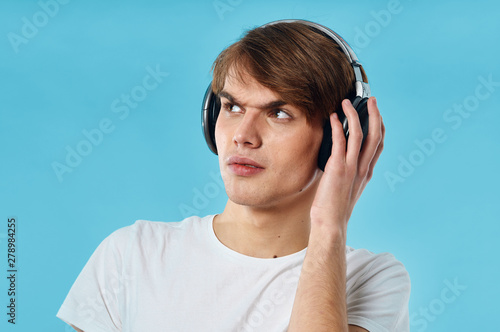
[213,184,319,259]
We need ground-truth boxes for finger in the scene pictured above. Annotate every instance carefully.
[365,116,385,180]
[358,97,383,176]
[350,98,383,199]
[329,112,346,167]
[342,99,363,167]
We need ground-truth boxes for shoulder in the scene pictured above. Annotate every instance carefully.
[110,215,207,238]
[346,246,410,287]
[101,215,211,254]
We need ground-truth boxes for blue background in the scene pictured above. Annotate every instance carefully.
[1,0,499,331]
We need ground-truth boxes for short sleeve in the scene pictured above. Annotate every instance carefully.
[346,252,411,332]
[57,227,131,332]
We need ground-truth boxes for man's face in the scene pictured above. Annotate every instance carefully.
[214,70,324,209]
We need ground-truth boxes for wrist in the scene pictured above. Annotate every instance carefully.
[305,223,346,265]
[309,218,347,243]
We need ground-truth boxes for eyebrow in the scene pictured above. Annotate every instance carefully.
[218,91,288,110]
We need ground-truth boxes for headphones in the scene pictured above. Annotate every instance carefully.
[202,19,371,171]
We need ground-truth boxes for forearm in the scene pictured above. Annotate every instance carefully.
[288,224,347,332]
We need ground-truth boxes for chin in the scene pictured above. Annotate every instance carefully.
[229,197,282,210]
[225,183,317,211]
[225,187,269,208]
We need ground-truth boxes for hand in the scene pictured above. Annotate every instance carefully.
[310,97,385,234]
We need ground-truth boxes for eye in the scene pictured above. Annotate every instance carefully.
[222,102,242,113]
[271,109,292,119]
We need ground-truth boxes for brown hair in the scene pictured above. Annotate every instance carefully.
[211,22,368,123]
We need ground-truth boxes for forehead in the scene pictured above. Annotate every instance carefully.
[222,71,281,104]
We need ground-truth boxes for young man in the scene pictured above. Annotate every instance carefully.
[57,20,410,332]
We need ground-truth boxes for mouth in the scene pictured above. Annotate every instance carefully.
[232,163,262,169]
[227,156,264,169]
[227,156,265,176]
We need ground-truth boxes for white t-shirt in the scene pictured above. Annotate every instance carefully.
[57,215,410,332]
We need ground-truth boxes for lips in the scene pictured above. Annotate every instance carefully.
[227,156,264,176]
[228,156,264,168]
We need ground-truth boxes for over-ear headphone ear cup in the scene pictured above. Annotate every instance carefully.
[317,120,332,171]
[317,98,370,171]
[202,84,220,155]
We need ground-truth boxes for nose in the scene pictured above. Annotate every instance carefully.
[232,111,262,149]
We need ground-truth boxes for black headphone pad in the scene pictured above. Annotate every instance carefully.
[202,88,220,155]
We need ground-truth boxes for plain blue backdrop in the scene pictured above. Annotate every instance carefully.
[1,0,499,331]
